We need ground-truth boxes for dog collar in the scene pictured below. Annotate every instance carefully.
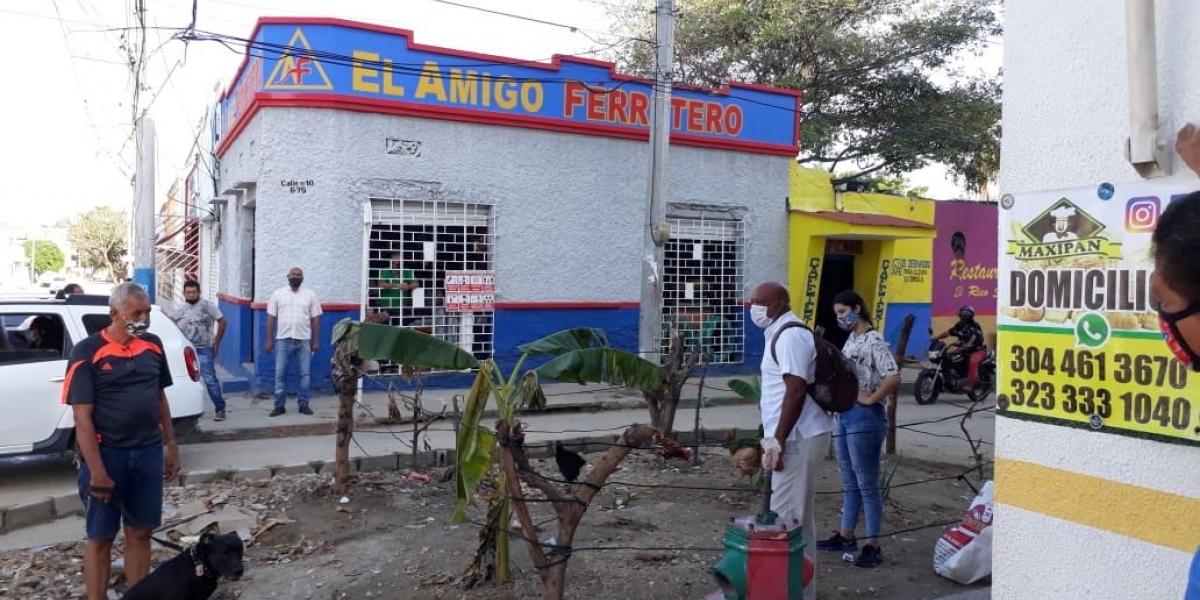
[188,546,216,579]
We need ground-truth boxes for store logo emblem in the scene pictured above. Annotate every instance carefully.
[1124,196,1160,233]
[264,29,333,91]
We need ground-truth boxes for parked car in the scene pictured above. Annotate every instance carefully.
[0,294,205,457]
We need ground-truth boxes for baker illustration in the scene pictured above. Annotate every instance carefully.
[1042,205,1079,242]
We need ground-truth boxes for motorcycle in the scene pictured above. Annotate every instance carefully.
[914,329,997,405]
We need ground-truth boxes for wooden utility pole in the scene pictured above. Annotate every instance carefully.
[886,314,916,455]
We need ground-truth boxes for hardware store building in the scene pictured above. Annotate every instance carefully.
[201,18,802,392]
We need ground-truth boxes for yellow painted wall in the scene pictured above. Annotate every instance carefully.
[787,165,937,225]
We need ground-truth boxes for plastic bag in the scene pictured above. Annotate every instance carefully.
[933,480,994,585]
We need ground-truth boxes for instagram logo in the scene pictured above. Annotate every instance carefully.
[1125,196,1161,232]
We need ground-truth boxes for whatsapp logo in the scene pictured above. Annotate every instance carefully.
[1074,312,1111,348]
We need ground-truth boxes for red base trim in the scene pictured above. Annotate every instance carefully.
[217,293,359,312]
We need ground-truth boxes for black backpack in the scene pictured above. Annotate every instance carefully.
[770,321,859,413]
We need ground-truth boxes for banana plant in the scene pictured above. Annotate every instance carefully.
[343,322,664,585]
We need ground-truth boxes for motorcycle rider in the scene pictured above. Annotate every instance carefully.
[934,306,987,391]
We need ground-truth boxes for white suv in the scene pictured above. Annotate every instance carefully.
[0,294,206,457]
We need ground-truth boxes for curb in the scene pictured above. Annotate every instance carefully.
[0,426,766,536]
[182,396,753,445]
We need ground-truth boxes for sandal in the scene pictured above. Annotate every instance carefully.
[214,411,226,422]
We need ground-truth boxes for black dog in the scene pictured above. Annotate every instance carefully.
[121,531,244,600]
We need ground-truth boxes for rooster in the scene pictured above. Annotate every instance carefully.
[652,432,692,461]
[723,429,763,485]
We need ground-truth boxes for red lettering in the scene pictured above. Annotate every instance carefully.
[564,81,586,118]
[670,97,687,130]
[610,89,629,124]
[687,100,705,132]
[722,105,744,137]
[586,87,607,121]
[705,102,724,135]
[630,92,650,126]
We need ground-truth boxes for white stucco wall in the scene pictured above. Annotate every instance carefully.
[215,107,791,305]
[998,1,1200,598]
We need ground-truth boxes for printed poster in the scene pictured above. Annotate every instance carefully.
[997,183,1200,446]
[445,271,495,312]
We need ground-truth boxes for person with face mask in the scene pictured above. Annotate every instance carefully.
[815,289,902,568]
[265,267,323,417]
[162,280,227,420]
[62,282,181,600]
[375,251,419,327]
[1154,122,1200,600]
[749,281,832,600]
[935,305,987,390]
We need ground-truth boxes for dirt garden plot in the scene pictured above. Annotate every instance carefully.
[0,448,991,600]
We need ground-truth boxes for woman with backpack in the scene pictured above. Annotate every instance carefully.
[816,289,902,568]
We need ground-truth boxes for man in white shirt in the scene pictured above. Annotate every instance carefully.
[750,281,834,600]
[265,267,323,417]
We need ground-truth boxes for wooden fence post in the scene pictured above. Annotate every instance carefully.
[887,314,916,455]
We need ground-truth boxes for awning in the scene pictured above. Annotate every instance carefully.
[790,210,936,240]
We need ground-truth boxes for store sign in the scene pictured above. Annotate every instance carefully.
[217,20,800,154]
[933,202,998,316]
[997,183,1199,446]
[825,239,862,255]
[445,270,495,312]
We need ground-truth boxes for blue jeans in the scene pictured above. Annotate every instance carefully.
[835,402,888,540]
[273,338,312,410]
[194,347,226,412]
[78,444,164,541]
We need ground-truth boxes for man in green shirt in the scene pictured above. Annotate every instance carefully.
[377,251,419,326]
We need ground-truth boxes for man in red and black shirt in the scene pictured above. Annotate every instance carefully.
[63,282,181,600]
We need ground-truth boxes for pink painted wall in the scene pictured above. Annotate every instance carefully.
[932,201,999,320]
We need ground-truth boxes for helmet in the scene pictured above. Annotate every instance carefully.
[959,306,976,320]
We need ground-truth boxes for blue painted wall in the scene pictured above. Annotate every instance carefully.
[216,298,254,373]
[882,302,931,360]
[221,304,764,395]
[250,307,358,395]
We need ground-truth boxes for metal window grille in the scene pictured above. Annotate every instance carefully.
[368,198,495,368]
[660,216,745,364]
[201,220,220,303]
[154,214,200,306]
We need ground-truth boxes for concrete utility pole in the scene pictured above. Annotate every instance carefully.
[132,117,157,299]
[637,0,675,363]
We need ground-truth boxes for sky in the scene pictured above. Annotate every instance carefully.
[0,0,1000,230]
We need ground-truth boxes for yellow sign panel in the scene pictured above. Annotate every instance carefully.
[998,184,1200,446]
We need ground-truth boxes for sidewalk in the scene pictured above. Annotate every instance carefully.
[1,367,993,536]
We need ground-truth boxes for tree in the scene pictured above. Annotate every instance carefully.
[608,0,1003,192]
[332,322,666,598]
[68,206,129,283]
[22,240,65,277]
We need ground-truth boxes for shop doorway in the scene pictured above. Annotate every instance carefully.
[368,199,495,362]
[816,254,855,349]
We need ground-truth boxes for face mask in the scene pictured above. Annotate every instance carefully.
[750,304,774,328]
[125,319,150,338]
[1159,303,1200,371]
[288,277,304,288]
[837,312,858,331]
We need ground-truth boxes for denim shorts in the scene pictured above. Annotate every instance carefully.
[77,444,164,540]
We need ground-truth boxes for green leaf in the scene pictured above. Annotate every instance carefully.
[518,371,548,411]
[331,318,359,347]
[517,328,611,357]
[534,348,664,392]
[357,322,479,370]
[453,371,496,522]
[728,377,761,404]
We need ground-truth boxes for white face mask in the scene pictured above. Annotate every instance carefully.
[750,304,774,328]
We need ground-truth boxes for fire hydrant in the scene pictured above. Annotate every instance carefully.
[712,472,814,599]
